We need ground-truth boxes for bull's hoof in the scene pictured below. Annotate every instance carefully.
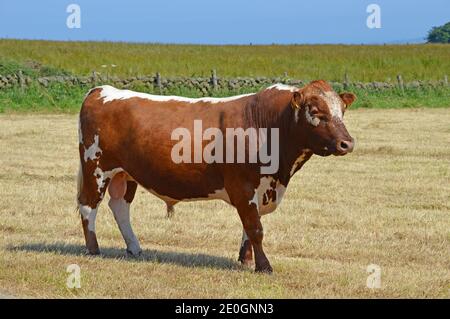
[86,248,100,256]
[126,248,142,258]
[255,263,273,274]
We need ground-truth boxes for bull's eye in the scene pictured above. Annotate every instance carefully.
[310,108,319,116]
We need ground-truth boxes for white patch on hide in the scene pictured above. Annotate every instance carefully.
[322,91,343,120]
[98,85,254,104]
[83,134,102,162]
[290,152,309,176]
[93,167,124,196]
[267,83,299,92]
[240,230,249,249]
[305,107,320,127]
[79,204,98,232]
[249,177,287,216]
[108,197,141,256]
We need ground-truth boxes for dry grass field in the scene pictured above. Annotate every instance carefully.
[0,109,449,298]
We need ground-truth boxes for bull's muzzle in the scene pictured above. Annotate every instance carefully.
[335,138,354,155]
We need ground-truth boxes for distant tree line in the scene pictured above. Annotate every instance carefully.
[427,22,450,43]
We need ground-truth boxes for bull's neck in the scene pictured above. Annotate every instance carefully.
[272,105,313,186]
[247,89,313,185]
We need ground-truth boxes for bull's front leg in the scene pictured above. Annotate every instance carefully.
[236,203,272,273]
[238,229,253,266]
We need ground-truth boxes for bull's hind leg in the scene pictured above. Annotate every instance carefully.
[108,173,142,257]
[77,162,109,255]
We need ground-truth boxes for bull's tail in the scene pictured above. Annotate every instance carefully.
[76,114,83,212]
[76,161,83,205]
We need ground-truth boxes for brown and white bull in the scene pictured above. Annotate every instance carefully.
[77,80,355,273]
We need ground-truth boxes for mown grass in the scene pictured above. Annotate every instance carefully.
[0,82,448,113]
[0,109,449,298]
[0,39,449,81]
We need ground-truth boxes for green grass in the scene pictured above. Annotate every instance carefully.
[0,39,449,112]
[0,39,449,81]
[0,57,71,78]
[0,83,448,113]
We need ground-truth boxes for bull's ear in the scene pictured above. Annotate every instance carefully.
[339,92,356,108]
[291,91,304,109]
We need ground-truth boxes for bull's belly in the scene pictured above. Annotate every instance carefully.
[146,186,231,205]
[147,178,286,216]
[106,165,285,215]
[119,156,229,203]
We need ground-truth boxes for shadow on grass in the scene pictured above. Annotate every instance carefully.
[8,243,245,271]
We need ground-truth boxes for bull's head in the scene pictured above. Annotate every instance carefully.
[291,80,356,156]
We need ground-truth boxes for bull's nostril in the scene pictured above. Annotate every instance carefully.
[340,141,348,149]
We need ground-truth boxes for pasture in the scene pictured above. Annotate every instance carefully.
[1,40,449,81]
[0,108,448,298]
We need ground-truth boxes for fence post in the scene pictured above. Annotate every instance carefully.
[155,72,162,93]
[211,69,218,90]
[396,74,404,93]
[92,71,98,86]
[344,72,350,90]
[444,75,448,87]
[18,70,25,90]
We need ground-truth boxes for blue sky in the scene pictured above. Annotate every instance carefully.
[0,0,448,44]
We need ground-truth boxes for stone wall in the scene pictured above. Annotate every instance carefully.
[0,72,448,92]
